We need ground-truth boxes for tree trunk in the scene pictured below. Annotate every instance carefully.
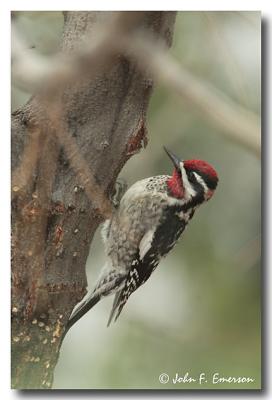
[11,11,176,389]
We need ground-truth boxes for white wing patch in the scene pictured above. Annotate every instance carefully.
[139,229,155,260]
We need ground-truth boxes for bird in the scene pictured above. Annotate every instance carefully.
[64,147,218,336]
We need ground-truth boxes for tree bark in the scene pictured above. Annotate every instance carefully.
[11,11,176,389]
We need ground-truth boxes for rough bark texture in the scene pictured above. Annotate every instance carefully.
[11,11,176,389]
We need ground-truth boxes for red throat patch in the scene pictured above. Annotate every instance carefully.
[167,169,184,199]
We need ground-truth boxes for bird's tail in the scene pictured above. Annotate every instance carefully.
[107,283,132,327]
[107,291,122,327]
[61,270,127,342]
[62,293,101,342]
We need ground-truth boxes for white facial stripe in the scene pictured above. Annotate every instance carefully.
[193,172,213,200]
[180,161,196,199]
[193,172,209,193]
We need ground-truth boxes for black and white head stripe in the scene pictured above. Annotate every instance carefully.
[197,172,218,190]
[192,172,209,193]
[183,160,218,192]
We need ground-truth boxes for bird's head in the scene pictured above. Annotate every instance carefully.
[164,147,218,203]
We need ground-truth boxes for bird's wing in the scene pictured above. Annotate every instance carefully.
[107,251,156,326]
[108,207,187,325]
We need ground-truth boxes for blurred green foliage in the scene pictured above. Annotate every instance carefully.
[12,11,261,389]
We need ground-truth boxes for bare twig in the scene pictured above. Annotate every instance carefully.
[54,119,113,219]
[11,124,42,196]
[11,12,145,93]
[118,31,261,157]
[11,12,146,220]
[12,97,114,220]
[12,14,260,158]
[12,101,60,317]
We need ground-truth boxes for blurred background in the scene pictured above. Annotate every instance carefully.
[12,11,261,389]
